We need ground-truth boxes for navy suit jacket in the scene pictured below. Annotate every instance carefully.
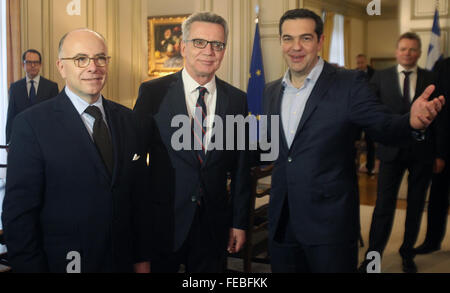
[2,91,150,272]
[134,71,251,256]
[6,76,59,143]
[370,66,445,163]
[263,62,413,245]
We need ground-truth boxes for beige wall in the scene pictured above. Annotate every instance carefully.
[22,0,422,108]
[399,0,450,68]
[21,0,147,109]
[367,19,399,61]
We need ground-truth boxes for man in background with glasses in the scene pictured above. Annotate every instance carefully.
[2,29,151,273]
[134,12,251,273]
[5,49,59,144]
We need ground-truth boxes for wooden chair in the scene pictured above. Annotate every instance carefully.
[242,164,272,272]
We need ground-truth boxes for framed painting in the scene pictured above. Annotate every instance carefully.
[148,15,188,77]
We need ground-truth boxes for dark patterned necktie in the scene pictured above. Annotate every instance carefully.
[85,106,114,175]
[402,71,412,111]
[29,80,36,102]
[191,86,208,165]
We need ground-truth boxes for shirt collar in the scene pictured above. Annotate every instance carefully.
[282,57,324,89]
[65,86,105,116]
[182,68,216,95]
[397,64,418,74]
[26,75,40,84]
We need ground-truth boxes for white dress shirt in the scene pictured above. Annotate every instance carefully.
[65,86,109,140]
[182,69,217,153]
[397,64,418,102]
[26,75,40,97]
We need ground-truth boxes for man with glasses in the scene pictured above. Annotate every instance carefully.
[2,29,150,273]
[134,12,251,273]
[5,49,59,143]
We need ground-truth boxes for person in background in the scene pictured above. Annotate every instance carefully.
[5,49,59,144]
[361,32,446,273]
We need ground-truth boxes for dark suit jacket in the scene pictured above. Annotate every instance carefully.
[263,62,413,245]
[366,65,375,80]
[133,71,251,256]
[370,66,445,162]
[6,76,59,143]
[433,58,450,160]
[2,91,150,273]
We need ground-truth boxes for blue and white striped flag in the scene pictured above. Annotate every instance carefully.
[426,9,443,70]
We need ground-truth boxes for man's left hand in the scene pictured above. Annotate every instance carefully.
[227,228,246,254]
[410,85,445,130]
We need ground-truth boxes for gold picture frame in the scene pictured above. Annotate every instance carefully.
[148,15,188,78]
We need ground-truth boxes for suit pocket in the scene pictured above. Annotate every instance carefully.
[311,180,348,202]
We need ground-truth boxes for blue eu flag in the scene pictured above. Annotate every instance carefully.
[247,23,265,117]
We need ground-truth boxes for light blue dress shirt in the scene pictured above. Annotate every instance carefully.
[281,58,324,148]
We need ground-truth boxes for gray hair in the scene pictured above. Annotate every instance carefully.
[58,28,107,57]
[182,12,229,44]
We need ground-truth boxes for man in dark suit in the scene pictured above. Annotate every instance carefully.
[361,32,446,273]
[134,12,251,273]
[263,9,445,273]
[2,29,150,273]
[413,57,450,256]
[356,54,376,175]
[5,49,59,144]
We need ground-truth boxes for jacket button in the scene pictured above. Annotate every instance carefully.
[288,157,293,163]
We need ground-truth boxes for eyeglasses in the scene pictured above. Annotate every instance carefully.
[24,61,41,66]
[59,55,111,68]
[186,39,226,51]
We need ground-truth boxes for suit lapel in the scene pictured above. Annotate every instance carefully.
[103,99,121,186]
[204,78,229,167]
[54,91,111,182]
[290,63,335,148]
[19,79,29,102]
[390,67,403,100]
[155,72,198,167]
[414,68,426,102]
[36,78,44,99]
[270,81,289,152]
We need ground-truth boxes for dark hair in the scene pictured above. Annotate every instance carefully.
[22,49,42,63]
[397,32,422,50]
[279,9,324,39]
[356,54,367,59]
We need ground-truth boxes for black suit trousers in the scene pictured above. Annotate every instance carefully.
[151,204,226,273]
[270,199,358,273]
[368,153,432,258]
[424,166,450,246]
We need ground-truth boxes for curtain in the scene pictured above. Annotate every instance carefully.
[344,17,351,69]
[321,11,334,62]
[6,0,21,87]
[0,0,8,253]
[329,14,345,67]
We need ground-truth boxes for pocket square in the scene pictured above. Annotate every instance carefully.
[132,154,140,161]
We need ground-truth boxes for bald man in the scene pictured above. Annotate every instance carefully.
[2,29,150,273]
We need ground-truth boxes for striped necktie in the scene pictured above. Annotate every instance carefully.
[192,86,208,165]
